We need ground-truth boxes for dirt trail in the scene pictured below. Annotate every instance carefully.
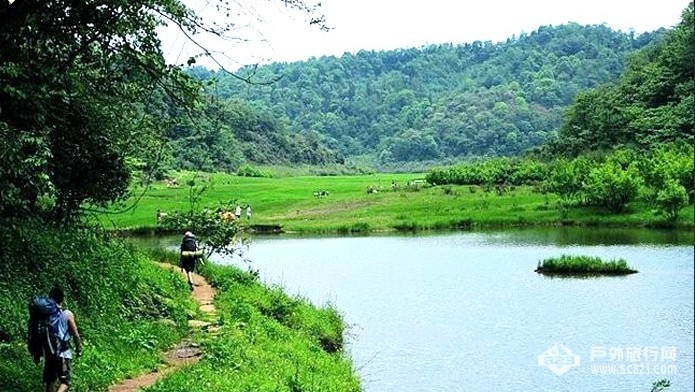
[107,264,217,392]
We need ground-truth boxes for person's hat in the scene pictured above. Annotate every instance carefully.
[184,231,195,237]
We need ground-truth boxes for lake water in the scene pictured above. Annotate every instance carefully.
[143,228,695,391]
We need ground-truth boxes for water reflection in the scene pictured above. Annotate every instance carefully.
[493,226,694,246]
[126,226,694,249]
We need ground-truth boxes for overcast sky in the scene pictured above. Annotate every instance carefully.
[160,0,690,69]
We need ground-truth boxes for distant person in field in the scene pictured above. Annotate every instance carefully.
[246,205,252,220]
[42,287,83,392]
[180,231,201,290]
[235,204,242,219]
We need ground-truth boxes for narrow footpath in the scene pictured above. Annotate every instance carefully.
[108,263,217,392]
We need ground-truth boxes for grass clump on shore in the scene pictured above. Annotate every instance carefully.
[535,255,638,276]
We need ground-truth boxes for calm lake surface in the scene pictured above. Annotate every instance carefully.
[141,228,694,391]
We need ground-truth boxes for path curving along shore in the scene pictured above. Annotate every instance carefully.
[107,263,217,392]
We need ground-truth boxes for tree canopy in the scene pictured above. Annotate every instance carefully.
[0,0,324,221]
[544,3,694,156]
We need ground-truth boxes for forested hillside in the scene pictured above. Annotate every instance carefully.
[180,23,666,167]
[543,7,694,156]
[164,96,345,172]
[423,4,693,225]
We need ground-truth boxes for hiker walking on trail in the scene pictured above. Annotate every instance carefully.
[180,231,202,290]
[29,286,83,392]
[246,205,252,220]
[235,203,242,219]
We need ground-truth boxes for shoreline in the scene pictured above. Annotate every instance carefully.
[109,219,695,238]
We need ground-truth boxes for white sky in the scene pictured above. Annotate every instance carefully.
[160,0,690,70]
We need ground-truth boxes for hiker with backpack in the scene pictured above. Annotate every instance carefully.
[28,286,82,392]
[180,231,203,290]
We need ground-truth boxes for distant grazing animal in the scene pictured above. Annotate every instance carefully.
[313,190,329,197]
[156,210,168,222]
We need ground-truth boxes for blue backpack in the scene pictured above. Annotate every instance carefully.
[27,296,68,362]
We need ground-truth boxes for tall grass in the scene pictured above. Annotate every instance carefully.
[535,255,638,276]
[0,220,197,391]
[2,220,361,391]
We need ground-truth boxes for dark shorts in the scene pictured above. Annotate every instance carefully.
[180,256,196,273]
[43,355,71,386]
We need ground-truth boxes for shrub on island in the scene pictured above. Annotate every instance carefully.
[535,255,638,276]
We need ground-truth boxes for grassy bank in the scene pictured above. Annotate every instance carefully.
[145,261,361,392]
[535,255,639,276]
[0,222,196,391]
[96,172,694,234]
[1,222,360,391]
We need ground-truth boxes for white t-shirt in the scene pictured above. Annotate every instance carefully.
[58,309,74,359]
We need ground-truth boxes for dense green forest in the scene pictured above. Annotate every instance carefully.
[543,8,693,156]
[173,23,668,168]
[422,5,693,221]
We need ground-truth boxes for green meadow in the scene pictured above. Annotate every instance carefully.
[97,171,693,234]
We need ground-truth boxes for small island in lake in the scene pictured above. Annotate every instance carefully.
[535,255,638,276]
